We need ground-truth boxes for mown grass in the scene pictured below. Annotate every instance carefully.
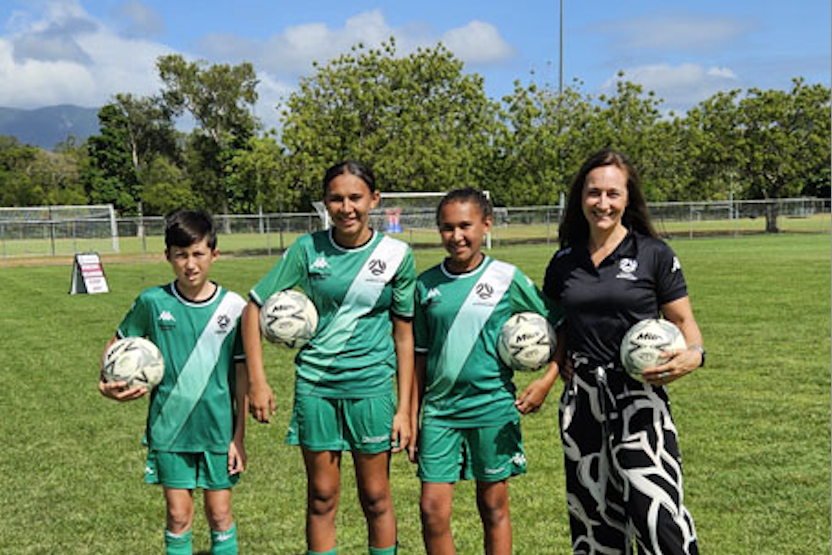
[0,234,828,554]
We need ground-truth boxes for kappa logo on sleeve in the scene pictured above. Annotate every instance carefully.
[671,256,681,273]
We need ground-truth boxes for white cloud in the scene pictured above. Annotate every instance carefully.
[599,14,750,52]
[0,1,171,108]
[603,63,741,109]
[441,20,514,64]
[199,10,514,76]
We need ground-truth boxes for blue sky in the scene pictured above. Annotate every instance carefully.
[0,0,828,129]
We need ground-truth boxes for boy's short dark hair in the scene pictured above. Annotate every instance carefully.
[165,209,217,250]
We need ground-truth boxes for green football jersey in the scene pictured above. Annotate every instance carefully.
[250,229,416,398]
[414,256,562,428]
[118,283,246,453]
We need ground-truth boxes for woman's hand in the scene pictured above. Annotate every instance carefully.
[642,347,703,386]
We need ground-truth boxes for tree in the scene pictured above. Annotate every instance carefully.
[278,40,501,209]
[496,79,595,206]
[227,135,293,213]
[157,54,259,215]
[84,104,141,213]
[83,95,177,214]
[141,156,198,215]
[735,79,831,231]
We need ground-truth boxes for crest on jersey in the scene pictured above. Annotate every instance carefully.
[476,282,494,299]
[216,314,231,333]
[369,259,387,276]
[616,258,638,281]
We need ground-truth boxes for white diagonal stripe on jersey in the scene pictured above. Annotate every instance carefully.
[430,260,515,399]
[310,235,407,370]
[149,291,244,449]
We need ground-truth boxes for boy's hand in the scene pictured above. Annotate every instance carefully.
[249,382,276,423]
[98,379,147,401]
[228,438,246,475]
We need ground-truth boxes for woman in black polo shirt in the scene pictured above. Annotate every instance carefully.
[544,149,704,555]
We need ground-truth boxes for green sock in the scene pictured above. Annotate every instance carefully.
[211,523,238,555]
[307,549,337,555]
[164,528,193,555]
[368,545,397,555]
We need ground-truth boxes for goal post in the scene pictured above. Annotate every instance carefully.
[0,204,120,257]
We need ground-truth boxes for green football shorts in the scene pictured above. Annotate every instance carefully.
[286,391,395,454]
[144,450,239,490]
[417,420,526,483]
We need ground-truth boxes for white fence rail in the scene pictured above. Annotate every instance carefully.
[1,198,828,258]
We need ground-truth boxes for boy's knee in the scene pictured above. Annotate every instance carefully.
[205,504,233,531]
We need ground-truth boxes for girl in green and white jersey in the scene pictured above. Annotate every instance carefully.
[409,188,563,555]
[242,161,415,555]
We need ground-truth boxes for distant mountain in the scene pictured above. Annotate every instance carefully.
[0,105,100,150]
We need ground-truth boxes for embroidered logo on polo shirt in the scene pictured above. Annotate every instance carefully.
[616,258,638,281]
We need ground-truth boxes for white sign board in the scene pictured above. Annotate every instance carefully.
[70,253,110,295]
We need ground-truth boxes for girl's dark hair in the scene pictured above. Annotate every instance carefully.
[322,160,376,195]
[436,187,493,225]
[559,148,657,247]
[164,209,217,250]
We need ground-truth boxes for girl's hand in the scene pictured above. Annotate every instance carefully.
[98,379,147,401]
[391,411,411,453]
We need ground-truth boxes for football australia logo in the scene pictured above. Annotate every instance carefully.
[616,258,638,281]
[216,314,231,333]
[368,259,387,276]
[476,282,494,299]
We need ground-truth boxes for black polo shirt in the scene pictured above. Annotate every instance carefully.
[543,231,688,365]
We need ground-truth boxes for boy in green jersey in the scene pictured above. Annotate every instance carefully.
[409,189,563,555]
[99,210,248,555]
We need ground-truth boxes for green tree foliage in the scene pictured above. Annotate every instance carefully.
[83,95,177,214]
[157,54,259,214]
[497,79,596,205]
[736,79,831,231]
[141,156,198,215]
[227,135,294,213]
[278,40,501,209]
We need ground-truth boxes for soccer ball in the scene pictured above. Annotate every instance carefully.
[497,312,556,372]
[620,319,687,380]
[102,337,165,389]
[259,290,319,348]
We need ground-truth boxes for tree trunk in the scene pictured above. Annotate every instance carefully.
[765,200,779,233]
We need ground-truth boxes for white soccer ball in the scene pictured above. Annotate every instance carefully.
[497,312,556,372]
[259,290,319,348]
[102,337,165,389]
[620,319,687,380]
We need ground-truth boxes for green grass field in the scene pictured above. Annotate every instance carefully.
[0,234,829,554]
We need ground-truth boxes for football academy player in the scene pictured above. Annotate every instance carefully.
[544,149,704,554]
[409,188,562,555]
[241,160,416,555]
[99,210,248,555]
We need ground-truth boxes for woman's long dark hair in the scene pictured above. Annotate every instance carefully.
[559,148,657,248]
[322,160,376,195]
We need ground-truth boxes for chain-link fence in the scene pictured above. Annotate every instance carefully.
[1,198,828,258]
